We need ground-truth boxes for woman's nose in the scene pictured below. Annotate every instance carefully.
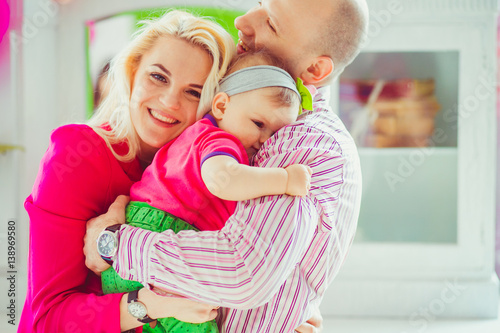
[159,87,181,110]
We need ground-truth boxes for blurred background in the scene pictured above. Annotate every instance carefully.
[1,0,499,332]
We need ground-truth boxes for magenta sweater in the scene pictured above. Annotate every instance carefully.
[18,124,142,332]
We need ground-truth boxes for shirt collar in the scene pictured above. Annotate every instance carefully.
[314,86,331,107]
[203,113,218,127]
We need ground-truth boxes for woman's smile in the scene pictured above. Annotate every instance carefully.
[148,108,180,125]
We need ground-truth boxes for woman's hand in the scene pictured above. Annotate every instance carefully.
[295,304,324,333]
[120,288,219,331]
[140,288,219,323]
[83,195,130,275]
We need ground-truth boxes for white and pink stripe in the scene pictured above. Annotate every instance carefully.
[115,86,362,332]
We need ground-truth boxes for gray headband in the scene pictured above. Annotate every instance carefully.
[218,65,300,99]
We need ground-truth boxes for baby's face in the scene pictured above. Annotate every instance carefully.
[218,88,297,159]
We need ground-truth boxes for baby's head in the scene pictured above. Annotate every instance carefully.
[210,52,301,158]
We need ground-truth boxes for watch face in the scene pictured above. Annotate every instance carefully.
[128,301,148,319]
[97,231,118,257]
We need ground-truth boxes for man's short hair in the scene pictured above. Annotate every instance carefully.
[315,0,369,80]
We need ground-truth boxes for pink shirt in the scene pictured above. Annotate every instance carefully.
[130,115,248,231]
[19,124,143,332]
[114,86,363,332]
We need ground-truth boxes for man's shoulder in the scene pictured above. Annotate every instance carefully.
[263,108,358,164]
[297,85,344,135]
[296,109,350,140]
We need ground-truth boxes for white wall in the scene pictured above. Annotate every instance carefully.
[0,2,25,332]
[0,28,19,333]
[1,0,62,331]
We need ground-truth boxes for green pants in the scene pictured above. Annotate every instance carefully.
[101,201,218,333]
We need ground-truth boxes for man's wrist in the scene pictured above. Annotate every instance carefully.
[96,224,122,265]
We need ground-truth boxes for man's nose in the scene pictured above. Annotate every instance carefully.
[234,15,252,37]
[234,7,262,37]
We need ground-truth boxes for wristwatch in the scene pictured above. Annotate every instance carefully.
[96,224,121,265]
[127,289,156,324]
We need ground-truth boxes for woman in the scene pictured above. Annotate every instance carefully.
[19,10,235,332]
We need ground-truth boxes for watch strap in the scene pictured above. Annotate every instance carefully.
[128,289,156,324]
[102,257,113,265]
[106,223,122,233]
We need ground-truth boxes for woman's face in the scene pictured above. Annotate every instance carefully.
[130,36,212,161]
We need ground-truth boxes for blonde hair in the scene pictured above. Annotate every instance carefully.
[88,10,236,162]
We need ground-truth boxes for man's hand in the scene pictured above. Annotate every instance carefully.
[83,195,130,275]
[295,304,324,333]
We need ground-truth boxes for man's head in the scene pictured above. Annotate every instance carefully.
[235,0,369,86]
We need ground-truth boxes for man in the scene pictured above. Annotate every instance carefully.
[85,0,368,331]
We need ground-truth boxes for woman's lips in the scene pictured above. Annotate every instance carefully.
[148,108,179,125]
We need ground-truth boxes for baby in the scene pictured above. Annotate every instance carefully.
[101,52,311,333]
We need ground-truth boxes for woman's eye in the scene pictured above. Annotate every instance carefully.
[253,120,264,128]
[188,90,201,99]
[151,73,167,83]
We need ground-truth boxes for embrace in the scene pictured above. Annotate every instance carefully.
[19,0,368,332]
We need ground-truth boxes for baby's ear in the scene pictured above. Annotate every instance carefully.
[211,92,230,120]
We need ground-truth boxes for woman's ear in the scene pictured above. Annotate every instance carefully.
[299,56,334,85]
[211,92,230,120]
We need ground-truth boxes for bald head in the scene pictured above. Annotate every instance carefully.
[314,0,369,80]
[234,0,368,85]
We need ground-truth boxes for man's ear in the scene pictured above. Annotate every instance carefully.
[299,56,334,85]
[211,92,230,120]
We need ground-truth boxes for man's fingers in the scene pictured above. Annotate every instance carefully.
[104,195,130,225]
[109,195,130,214]
[209,308,218,321]
[295,323,316,333]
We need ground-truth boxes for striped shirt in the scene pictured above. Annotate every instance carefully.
[114,86,362,332]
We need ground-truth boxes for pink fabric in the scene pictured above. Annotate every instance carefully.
[130,115,249,231]
[19,124,143,332]
[0,0,9,44]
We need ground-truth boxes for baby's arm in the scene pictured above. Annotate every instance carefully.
[201,155,312,201]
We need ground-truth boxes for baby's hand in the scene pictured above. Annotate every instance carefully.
[284,164,313,197]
